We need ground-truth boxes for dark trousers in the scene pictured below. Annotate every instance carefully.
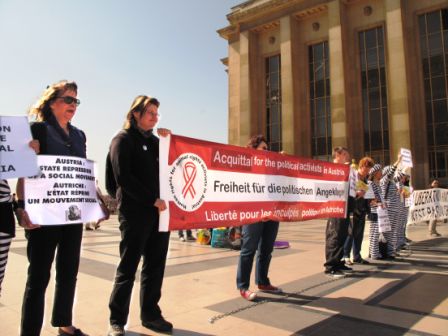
[178,229,192,238]
[324,216,349,272]
[236,221,279,290]
[21,224,83,336]
[109,210,170,326]
[343,211,367,261]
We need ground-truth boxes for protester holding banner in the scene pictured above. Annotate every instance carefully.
[107,95,172,336]
[324,146,355,278]
[15,80,88,336]
[380,154,403,257]
[236,135,282,301]
[343,156,374,265]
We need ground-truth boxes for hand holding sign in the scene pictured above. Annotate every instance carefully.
[16,208,40,230]
[400,148,413,168]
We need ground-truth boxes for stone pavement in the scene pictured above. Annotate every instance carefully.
[1,217,447,336]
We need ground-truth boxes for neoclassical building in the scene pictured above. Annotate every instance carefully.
[218,0,448,188]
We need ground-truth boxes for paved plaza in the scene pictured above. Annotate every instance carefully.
[1,217,447,336]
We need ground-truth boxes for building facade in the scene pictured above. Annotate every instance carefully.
[218,0,448,189]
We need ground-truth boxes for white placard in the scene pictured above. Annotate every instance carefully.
[400,148,413,168]
[377,206,391,233]
[0,116,39,178]
[349,167,357,198]
[407,188,448,224]
[24,155,104,225]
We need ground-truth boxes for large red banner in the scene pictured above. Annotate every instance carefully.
[159,135,349,231]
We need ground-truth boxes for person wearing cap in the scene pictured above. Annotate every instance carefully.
[367,164,386,259]
[380,154,403,257]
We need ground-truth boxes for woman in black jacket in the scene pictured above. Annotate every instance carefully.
[16,80,87,336]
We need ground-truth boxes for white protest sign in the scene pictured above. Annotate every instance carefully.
[0,116,39,178]
[407,188,448,224]
[24,155,104,225]
[349,167,357,198]
[400,148,413,168]
[377,207,391,233]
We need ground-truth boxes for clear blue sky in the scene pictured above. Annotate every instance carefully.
[0,0,240,189]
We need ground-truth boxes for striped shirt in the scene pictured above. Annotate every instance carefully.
[0,180,11,203]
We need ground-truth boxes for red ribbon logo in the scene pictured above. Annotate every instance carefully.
[182,161,197,199]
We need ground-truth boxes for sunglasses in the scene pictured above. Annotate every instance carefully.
[56,96,81,106]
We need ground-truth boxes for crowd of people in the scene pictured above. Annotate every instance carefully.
[324,146,420,278]
[0,79,445,336]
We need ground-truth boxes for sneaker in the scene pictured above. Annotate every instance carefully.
[142,317,173,333]
[258,284,283,293]
[353,258,370,265]
[179,236,186,242]
[400,242,410,250]
[324,270,346,279]
[339,265,353,273]
[186,235,196,241]
[107,325,124,336]
[430,232,441,237]
[240,289,257,301]
[344,257,353,265]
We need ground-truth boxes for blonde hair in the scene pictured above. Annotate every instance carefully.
[28,80,78,121]
[123,95,160,129]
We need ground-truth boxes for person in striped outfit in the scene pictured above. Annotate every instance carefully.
[0,139,39,297]
[381,154,403,257]
[367,164,384,260]
[394,169,411,249]
[0,179,15,297]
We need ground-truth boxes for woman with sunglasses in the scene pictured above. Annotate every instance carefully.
[16,80,88,336]
[236,134,282,301]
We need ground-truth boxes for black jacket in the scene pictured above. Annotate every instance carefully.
[109,126,159,215]
[31,114,86,158]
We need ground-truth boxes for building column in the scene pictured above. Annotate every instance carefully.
[227,40,241,146]
[238,31,252,146]
[280,16,295,154]
[328,0,347,148]
[385,0,411,158]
